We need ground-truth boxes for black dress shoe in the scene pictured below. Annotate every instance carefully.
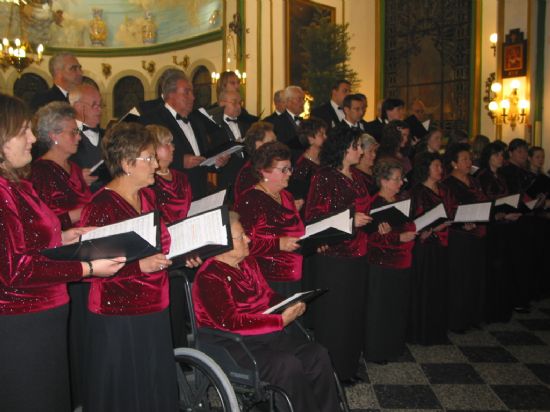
[339,377,358,387]
[373,360,388,365]
[514,306,531,314]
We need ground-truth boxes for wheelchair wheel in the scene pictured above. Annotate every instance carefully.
[175,347,240,411]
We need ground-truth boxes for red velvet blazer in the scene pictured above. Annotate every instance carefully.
[31,159,92,229]
[235,189,305,282]
[0,177,83,314]
[305,166,370,258]
[80,187,170,315]
[192,257,284,336]
[367,193,416,269]
[410,183,452,246]
[442,174,488,237]
[153,169,192,224]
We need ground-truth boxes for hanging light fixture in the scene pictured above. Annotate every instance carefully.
[0,2,44,73]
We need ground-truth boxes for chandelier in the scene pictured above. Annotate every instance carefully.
[0,1,44,73]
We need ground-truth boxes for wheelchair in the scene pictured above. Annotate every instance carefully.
[176,271,351,412]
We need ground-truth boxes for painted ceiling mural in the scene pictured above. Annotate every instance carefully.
[0,0,222,49]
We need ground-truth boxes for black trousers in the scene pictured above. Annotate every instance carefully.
[207,331,340,412]
[0,304,71,412]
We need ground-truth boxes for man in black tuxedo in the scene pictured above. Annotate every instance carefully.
[310,79,351,129]
[405,99,431,143]
[31,52,83,112]
[339,94,366,132]
[208,71,259,124]
[211,90,252,191]
[69,83,108,192]
[263,90,286,123]
[356,93,370,132]
[268,86,305,157]
[140,70,229,198]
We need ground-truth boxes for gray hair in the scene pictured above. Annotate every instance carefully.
[68,83,98,105]
[48,52,76,77]
[35,101,76,149]
[283,86,303,103]
[373,157,403,187]
[273,90,284,104]
[161,69,188,97]
[359,133,378,150]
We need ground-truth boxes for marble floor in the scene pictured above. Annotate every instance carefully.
[345,299,550,411]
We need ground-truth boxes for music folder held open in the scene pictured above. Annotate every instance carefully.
[263,289,328,314]
[167,206,232,268]
[493,193,521,214]
[414,203,449,232]
[298,208,354,255]
[41,211,160,262]
[365,198,411,233]
[200,143,244,167]
[187,189,227,217]
[453,201,492,223]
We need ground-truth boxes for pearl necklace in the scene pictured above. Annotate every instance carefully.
[257,183,281,203]
[156,169,170,176]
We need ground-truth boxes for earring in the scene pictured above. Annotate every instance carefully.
[53,141,58,145]
[264,177,268,182]
[126,171,131,176]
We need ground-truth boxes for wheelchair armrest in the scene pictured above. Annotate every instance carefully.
[198,327,243,343]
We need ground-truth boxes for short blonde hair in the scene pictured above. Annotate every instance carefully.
[145,124,173,146]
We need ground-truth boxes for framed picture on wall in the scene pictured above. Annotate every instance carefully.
[286,0,335,87]
[502,29,527,78]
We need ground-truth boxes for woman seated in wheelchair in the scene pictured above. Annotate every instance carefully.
[192,211,340,412]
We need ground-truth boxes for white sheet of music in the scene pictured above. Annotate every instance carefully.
[453,202,492,223]
[495,193,520,208]
[200,145,244,167]
[301,209,353,239]
[89,159,104,173]
[187,190,227,217]
[370,199,411,217]
[263,291,316,314]
[524,198,539,210]
[81,212,157,246]
[414,203,448,232]
[470,165,479,175]
[167,209,228,259]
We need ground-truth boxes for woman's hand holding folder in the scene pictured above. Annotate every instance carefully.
[354,212,373,228]
[139,253,172,273]
[282,302,306,327]
[81,257,126,278]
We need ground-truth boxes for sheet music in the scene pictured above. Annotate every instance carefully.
[89,159,104,173]
[470,165,479,175]
[81,212,157,246]
[300,209,352,239]
[200,145,244,167]
[263,291,316,314]
[495,193,520,208]
[187,190,227,217]
[524,198,540,210]
[414,203,448,232]
[167,209,228,259]
[370,199,411,217]
[127,107,140,117]
[453,202,492,223]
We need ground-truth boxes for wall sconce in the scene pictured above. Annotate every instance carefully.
[142,60,156,76]
[211,71,220,84]
[489,33,498,56]
[234,69,246,85]
[173,55,190,70]
[487,79,529,130]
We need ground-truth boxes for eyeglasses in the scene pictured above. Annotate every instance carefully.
[135,156,158,163]
[388,176,404,182]
[272,166,294,174]
[61,128,80,137]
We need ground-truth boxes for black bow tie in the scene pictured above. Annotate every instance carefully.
[293,115,302,122]
[225,117,238,123]
[176,114,189,124]
[338,106,343,111]
[82,125,100,133]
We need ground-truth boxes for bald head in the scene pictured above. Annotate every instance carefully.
[411,99,427,122]
[284,86,305,115]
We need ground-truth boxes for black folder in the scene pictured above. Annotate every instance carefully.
[364,201,411,233]
[298,208,354,256]
[493,193,521,214]
[263,289,328,314]
[167,206,233,269]
[41,211,160,262]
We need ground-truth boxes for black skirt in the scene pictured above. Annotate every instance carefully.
[408,241,449,344]
[485,222,514,323]
[84,308,178,412]
[365,265,411,362]
[447,230,486,331]
[310,254,368,380]
[0,304,71,412]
